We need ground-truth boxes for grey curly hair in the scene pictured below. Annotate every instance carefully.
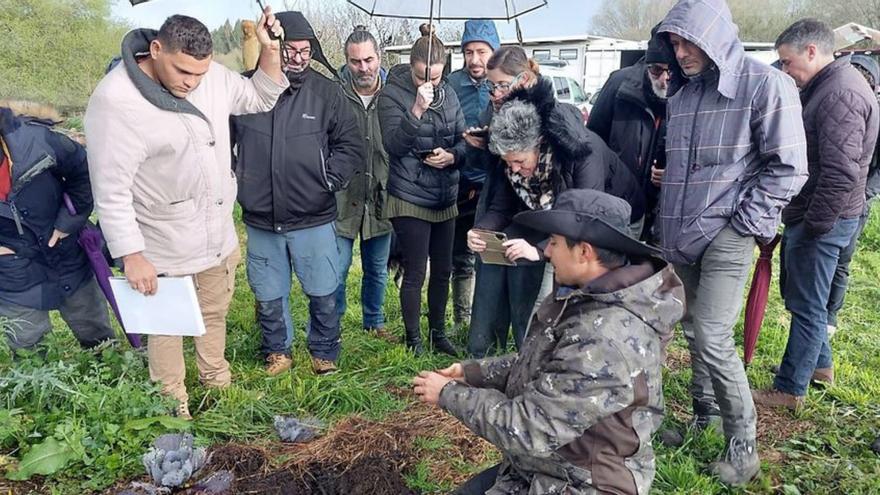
[488,99,542,156]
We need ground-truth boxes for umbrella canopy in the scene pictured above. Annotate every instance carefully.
[129,0,152,4]
[742,234,782,365]
[347,0,547,20]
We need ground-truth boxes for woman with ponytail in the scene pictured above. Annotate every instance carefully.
[377,25,466,356]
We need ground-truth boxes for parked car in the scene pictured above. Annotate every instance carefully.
[538,61,592,122]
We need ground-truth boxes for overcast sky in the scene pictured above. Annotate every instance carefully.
[111,0,601,38]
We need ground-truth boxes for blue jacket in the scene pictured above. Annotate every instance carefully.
[447,69,491,184]
[0,107,93,310]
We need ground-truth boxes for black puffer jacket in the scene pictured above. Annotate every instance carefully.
[231,68,360,233]
[588,61,666,200]
[476,76,644,245]
[782,57,880,236]
[378,64,467,209]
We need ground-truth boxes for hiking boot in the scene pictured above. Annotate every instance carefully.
[175,402,192,421]
[709,436,760,486]
[658,414,722,448]
[871,435,880,455]
[429,328,460,357]
[366,327,399,344]
[751,388,805,411]
[452,276,474,332]
[311,357,338,375]
[768,365,833,387]
[265,353,293,376]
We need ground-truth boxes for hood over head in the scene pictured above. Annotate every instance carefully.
[276,11,338,79]
[657,0,745,99]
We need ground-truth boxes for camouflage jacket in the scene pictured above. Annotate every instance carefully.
[439,260,684,495]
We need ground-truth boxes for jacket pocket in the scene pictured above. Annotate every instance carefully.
[139,198,197,221]
[0,254,35,291]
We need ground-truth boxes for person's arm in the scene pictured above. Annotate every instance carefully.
[459,354,519,392]
[378,92,421,158]
[473,174,517,232]
[47,130,91,236]
[323,86,362,191]
[225,8,289,116]
[731,73,808,240]
[439,314,635,457]
[804,91,871,237]
[84,97,157,294]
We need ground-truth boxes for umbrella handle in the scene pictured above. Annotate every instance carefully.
[255,0,281,41]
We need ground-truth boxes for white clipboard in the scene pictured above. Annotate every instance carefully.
[109,276,206,337]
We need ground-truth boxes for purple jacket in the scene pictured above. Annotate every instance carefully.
[656,0,808,265]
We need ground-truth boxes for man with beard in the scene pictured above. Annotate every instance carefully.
[655,0,807,485]
[446,20,500,334]
[588,26,674,241]
[231,11,360,376]
[334,27,395,343]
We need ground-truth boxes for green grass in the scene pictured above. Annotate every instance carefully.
[3,208,880,493]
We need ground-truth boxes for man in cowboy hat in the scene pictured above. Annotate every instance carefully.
[231,11,360,376]
[412,188,685,495]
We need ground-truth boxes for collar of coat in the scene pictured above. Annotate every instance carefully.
[505,76,591,164]
[799,56,852,101]
[119,29,210,124]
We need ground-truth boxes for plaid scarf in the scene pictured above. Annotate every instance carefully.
[505,146,555,211]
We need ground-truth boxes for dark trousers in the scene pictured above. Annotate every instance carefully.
[826,208,871,327]
[468,260,545,358]
[391,216,455,339]
[453,464,501,495]
[775,218,860,396]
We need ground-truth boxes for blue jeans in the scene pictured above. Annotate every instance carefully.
[826,207,871,327]
[246,223,341,361]
[335,233,392,329]
[775,218,860,396]
[468,259,545,358]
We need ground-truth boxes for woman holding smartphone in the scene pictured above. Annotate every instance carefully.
[378,25,466,356]
[466,46,643,357]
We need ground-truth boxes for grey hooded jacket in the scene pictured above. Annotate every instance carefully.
[656,0,808,264]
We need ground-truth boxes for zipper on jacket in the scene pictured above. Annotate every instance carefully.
[9,201,24,235]
[679,84,707,235]
[320,148,332,191]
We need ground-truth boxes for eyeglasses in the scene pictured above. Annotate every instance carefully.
[487,72,525,95]
[285,46,312,60]
[648,64,671,77]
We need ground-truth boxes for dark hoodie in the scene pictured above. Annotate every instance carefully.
[656,0,808,265]
[377,63,467,210]
[476,76,645,247]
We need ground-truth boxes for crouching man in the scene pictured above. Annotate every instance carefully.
[413,188,684,494]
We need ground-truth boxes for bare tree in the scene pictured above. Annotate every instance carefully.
[589,0,675,40]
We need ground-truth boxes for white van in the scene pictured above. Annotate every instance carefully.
[538,61,592,121]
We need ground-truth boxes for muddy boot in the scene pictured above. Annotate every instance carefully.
[429,328,460,357]
[872,435,880,455]
[451,275,474,336]
[658,414,722,448]
[709,437,760,486]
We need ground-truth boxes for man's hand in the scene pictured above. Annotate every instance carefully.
[423,148,454,169]
[123,252,159,296]
[436,363,465,382]
[503,238,540,262]
[255,6,284,49]
[467,229,487,253]
[0,246,15,256]
[651,165,665,187]
[412,371,454,406]
[47,229,69,248]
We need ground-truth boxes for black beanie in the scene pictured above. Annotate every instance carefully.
[275,11,338,79]
[645,24,674,65]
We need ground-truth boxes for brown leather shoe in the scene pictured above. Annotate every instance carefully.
[367,327,399,344]
[265,353,293,376]
[811,367,834,386]
[175,402,193,421]
[752,388,805,411]
[312,357,338,375]
[768,365,834,387]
